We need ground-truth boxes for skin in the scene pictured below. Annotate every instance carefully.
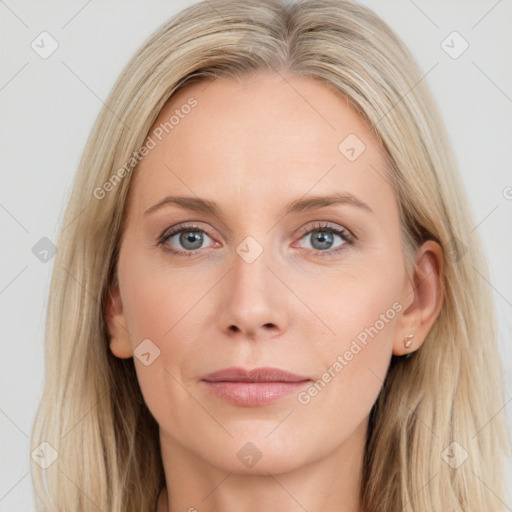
[106,71,443,512]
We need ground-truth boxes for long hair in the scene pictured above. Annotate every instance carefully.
[30,0,510,510]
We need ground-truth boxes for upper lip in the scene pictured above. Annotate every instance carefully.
[201,366,311,383]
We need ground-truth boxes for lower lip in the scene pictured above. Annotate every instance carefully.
[202,381,310,406]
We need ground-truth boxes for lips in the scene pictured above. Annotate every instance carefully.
[201,366,311,383]
[200,367,312,406]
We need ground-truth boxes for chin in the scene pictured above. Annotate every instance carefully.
[192,431,320,476]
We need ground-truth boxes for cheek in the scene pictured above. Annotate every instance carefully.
[296,253,404,411]
[117,240,225,423]
[306,251,404,351]
[118,239,208,344]
[119,269,203,434]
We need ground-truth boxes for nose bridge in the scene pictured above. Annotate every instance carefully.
[217,232,288,338]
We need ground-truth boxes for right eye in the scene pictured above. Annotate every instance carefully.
[158,224,216,256]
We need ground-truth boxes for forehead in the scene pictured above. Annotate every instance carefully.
[128,71,394,218]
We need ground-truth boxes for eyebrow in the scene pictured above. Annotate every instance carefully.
[144,192,374,218]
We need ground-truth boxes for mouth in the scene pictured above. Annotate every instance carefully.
[200,366,312,407]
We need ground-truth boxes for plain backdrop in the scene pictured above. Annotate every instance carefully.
[1,0,511,510]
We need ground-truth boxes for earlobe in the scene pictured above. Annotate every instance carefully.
[109,336,133,359]
[105,286,133,359]
[393,240,444,356]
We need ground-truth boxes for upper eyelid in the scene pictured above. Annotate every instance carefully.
[297,222,350,236]
[161,222,214,240]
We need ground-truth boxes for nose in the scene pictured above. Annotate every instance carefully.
[216,242,290,341]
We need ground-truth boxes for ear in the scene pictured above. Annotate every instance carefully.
[393,240,444,356]
[105,285,133,359]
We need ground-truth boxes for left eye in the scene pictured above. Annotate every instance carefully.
[297,226,348,252]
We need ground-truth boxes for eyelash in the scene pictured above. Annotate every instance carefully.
[157,222,355,258]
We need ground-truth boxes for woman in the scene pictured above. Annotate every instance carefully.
[30,0,510,510]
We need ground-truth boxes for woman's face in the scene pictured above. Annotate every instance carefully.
[107,71,434,475]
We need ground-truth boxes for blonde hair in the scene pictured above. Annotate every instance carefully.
[31,0,510,510]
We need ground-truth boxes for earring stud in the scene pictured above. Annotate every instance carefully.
[403,334,414,349]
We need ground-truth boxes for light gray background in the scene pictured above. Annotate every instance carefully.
[1,0,511,510]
